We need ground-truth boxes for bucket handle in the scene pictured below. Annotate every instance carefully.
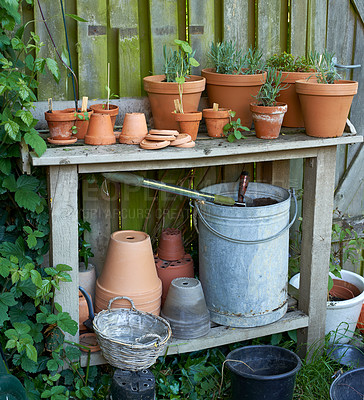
[194,188,297,245]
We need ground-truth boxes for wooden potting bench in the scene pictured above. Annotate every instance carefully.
[31,130,363,366]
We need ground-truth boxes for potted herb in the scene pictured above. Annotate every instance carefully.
[222,110,250,142]
[201,42,266,129]
[143,39,205,130]
[250,67,288,139]
[295,50,358,138]
[266,52,315,127]
[202,103,231,138]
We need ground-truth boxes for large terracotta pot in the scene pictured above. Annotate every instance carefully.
[84,113,116,145]
[201,68,267,129]
[295,79,358,138]
[276,71,313,127]
[172,111,202,141]
[202,108,230,138]
[45,110,77,144]
[143,75,205,130]
[90,104,119,129]
[250,102,287,139]
[95,230,162,315]
[119,113,148,144]
[58,108,94,139]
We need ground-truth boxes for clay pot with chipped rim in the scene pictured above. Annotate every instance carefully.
[95,230,162,315]
[119,112,148,144]
[202,108,230,138]
[172,111,202,141]
[90,104,119,129]
[84,113,116,145]
[157,228,185,261]
[58,108,94,139]
[45,110,77,142]
[250,102,287,139]
[155,254,194,305]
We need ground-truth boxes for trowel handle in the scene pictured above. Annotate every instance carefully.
[238,171,249,203]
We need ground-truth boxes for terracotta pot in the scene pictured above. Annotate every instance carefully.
[202,108,230,138]
[84,113,116,145]
[250,102,287,139]
[161,277,210,339]
[143,75,205,130]
[276,71,314,127]
[58,108,94,139]
[79,333,101,353]
[172,111,202,141]
[332,279,361,297]
[157,228,185,261]
[295,79,358,138]
[119,113,148,144]
[357,304,364,334]
[45,110,76,141]
[79,262,97,302]
[90,104,119,129]
[95,230,162,315]
[79,290,90,332]
[201,68,267,128]
[155,254,194,305]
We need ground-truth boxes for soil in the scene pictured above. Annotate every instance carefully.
[252,197,279,207]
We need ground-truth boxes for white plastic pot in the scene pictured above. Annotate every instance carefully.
[290,270,364,343]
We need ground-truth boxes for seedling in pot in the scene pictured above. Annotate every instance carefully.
[223,110,250,142]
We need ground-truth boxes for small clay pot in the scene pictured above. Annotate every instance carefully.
[250,102,287,139]
[45,110,76,141]
[58,108,94,139]
[202,108,230,138]
[84,113,116,145]
[119,113,148,144]
[90,104,119,129]
[79,262,97,302]
[157,228,185,261]
[172,111,202,141]
[161,277,210,339]
[79,333,101,352]
[155,254,194,306]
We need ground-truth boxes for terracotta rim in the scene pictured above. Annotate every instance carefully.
[173,111,202,122]
[47,137,77,145]
[149,129,179,136]
[295,79,358,96]
[119,134,145,144]
[143,75,206,94]
[170,134,192,146]
[140,139,170,149]
[201,68,267,87]
[90,104,119,115]
[79,333,101,353]
[44,111,76,122]
[176,140,195,148]
[84,135,116,145]
[145,134,176,141]
[203,108,230,118]
[111,230,149,243]
[250,102,288,114]
[279,70,315,84]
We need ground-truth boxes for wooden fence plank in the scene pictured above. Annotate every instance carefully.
[306,0,328,53]
[189,0,215,74]
[256,0,288,58]
[76,0,108,99]
[34,1,68,101]
[149,0,180,75]
[223,0,255,49]
[290,0,308,55]
[110,0,141,97]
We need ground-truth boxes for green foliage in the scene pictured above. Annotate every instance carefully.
[209,42,264,75]
[163,39,199,83]
[266,52,314,72]
[223,110,250,142]
[254,67,289,106]
[310,50,341,84]
[78,219,94,269]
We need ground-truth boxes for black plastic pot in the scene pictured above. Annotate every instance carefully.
[226,345,301,400]
[330,367,364,400]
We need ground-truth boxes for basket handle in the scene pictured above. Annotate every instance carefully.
[107,296,136,312]
[135,333,162,345]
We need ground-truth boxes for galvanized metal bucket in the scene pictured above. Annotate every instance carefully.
[195,182,297,327]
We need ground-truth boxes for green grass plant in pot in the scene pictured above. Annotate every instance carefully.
[266,52,315,127]
[250,67,288,139]
[295,50,358,138]
[143,39,205,130]
[201,42,266,128]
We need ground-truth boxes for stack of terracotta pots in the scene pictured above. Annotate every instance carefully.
[154,228,194,305]
[95,230,162,315]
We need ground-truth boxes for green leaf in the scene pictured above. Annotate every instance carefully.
[15,190,41,212]
[26,343,38,362]
[5,120,20,140]
[2,174,17,191]
[189,57,200,67]
[24,130,47,157]
[13,321,31,335]
[234,130,242,140]
[0,292,17,306]
[80,386,93,397]
[19,110,34,127]
[55,264,72,272]
[65,13,88,22]
[227,133,235,143]
[30,270,43,287]
[45,267,58,277]
[65,345,81,361]
[21,355,38,373]
[17,175,39,191]
[0,158,11,175]
[57,313,78,335]
[47,358,59,371]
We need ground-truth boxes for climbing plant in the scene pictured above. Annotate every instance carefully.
[0,1,111,398]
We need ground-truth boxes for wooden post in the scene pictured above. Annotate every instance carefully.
[48,165,79,342]
[297,146,337,357]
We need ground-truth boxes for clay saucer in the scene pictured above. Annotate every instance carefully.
[149,129,179,136]
[145,134,176,141]
[170,134,191,146]
[176,140,195,148]
[79,333,101,352]
[140,139,170,150]
[47,137,77,145]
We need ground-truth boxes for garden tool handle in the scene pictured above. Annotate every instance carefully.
[79,286,95,321]
[107,296,136,312]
